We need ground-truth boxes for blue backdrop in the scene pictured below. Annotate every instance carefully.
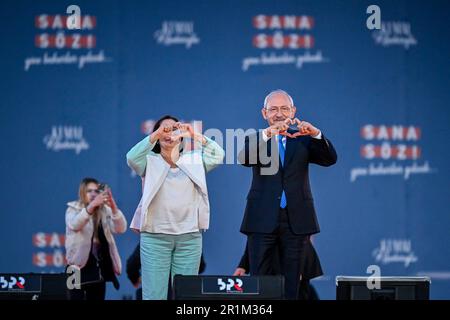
[1,0,449,299]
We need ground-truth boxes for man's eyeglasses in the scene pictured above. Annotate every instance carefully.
[87,189,100,194]
[266,106,292,114]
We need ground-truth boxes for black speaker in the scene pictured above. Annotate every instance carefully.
[336,276,430,300]
[0,273,69,300]
[173,275,285,300]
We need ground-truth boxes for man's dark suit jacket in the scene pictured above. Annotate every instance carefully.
[238,130,337,235]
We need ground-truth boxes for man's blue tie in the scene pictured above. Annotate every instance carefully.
[278,135,287,208]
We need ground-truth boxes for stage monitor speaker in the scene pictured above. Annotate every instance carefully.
[336,276,430,300]
[0,273,69,300]
[173,275,285,300]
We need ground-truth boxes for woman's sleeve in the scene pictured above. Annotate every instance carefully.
[65,206,90,232]
[108,208,127,234]
[202,136,225,173]
[126,136,157,177]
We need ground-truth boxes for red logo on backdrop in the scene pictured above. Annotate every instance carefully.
[252,15,315,49]
[350,125,434,182]
[242,14,329,71]
[34,15,97,49]
[32,233,66,268]
[24,11,112,71]
[360,125,421,160]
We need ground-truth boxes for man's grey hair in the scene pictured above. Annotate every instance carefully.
[263,89,294,108]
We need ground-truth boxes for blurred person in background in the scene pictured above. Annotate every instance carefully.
[65,177,127,300]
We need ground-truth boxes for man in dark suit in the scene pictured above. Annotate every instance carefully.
[237,89,337,299]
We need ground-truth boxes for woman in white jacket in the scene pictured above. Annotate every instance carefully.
[65,178,127,300]
[126,115,224,300]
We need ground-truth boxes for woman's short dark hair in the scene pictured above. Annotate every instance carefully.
[152,115,180,154]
